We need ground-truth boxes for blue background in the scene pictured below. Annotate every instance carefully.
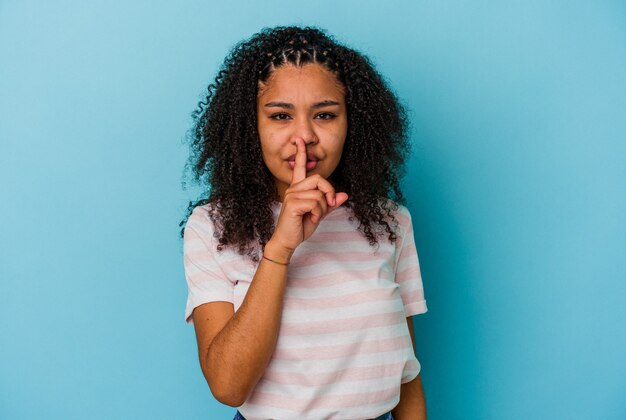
[1,1,625,419]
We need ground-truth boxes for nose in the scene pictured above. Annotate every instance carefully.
[290,118,318,146]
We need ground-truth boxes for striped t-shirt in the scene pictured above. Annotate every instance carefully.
[183,201,428,420]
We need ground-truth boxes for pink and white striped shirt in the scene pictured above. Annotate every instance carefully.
[183,201,428,420]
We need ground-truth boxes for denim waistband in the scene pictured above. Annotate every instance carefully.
[234,410,394,420]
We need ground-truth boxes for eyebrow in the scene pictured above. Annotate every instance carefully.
[264,100,341,109]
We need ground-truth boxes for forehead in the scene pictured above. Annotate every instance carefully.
[257,63,345,101]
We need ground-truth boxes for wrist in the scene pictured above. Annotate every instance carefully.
[263,239,295,264]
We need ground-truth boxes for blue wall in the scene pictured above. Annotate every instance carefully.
[1,1,624,419]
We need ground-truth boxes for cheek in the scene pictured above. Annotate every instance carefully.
[258,129,277,157]
[331,125,348,159]
[334,117,348,148]
[258,137,285,174]
[334,142,346,163]
[259,143,278,166]
[260,137,280,156]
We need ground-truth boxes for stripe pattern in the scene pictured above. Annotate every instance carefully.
[184,202,427,420]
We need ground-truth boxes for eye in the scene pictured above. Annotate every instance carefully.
[315,112,337,120]
[270,113,291,120]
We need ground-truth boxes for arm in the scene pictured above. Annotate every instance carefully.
[192,240,291,406]
[392,317,427,419]
[191,138,348,407]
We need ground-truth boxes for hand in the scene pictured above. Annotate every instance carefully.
[268,138,349,257]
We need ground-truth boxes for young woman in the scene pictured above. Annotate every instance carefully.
[181,26,428,420]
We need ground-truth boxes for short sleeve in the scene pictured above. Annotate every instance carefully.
[183,206,236,324]
[394,206,428,317]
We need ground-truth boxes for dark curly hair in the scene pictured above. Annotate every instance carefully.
[180,25,411,261]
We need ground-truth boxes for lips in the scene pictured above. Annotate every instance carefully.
[287,152,320,170]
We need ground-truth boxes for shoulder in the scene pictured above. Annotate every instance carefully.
[376,197,412,225]
[394,203,413,226]
[375,199,415,245]
[188,202,213,221]
[184,203,218,241]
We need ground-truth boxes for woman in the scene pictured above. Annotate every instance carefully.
[181,25,428,420]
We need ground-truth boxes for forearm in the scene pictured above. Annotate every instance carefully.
[391,374,427,420]
[204,241,292,405]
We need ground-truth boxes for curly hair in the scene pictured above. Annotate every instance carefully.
[180,25,411,261]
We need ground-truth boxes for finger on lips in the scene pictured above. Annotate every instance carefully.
[291,138,307,185]
[288,137,340,211]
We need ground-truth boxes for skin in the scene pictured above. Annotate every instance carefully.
[192,63,426,418]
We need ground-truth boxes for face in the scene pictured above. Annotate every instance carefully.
[257,63,348,200]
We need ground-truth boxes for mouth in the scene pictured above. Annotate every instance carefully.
[287,152,320,171]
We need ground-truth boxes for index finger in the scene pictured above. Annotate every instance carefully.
[291,137,307,185]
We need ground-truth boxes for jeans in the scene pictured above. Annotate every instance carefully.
[234,411,394,420]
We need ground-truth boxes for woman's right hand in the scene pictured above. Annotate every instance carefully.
[267,138,349,259]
